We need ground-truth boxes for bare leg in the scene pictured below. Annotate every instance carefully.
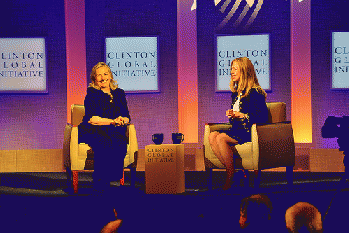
[209,132,232,168]
[216,133,238,190]
[209,131,224,164]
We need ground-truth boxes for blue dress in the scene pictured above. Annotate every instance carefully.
[220,88,268,144]
[78,87,131,182]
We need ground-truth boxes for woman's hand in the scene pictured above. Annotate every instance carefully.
[113,116,130,126]
[88,116,129,126]
[226,109,234,118]
[88,116,114,125]
[122,117,130,124]
[113,116,124,126]
[226,110,246,119]
[232,111,246,119]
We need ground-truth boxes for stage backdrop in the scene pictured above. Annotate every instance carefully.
[0,0,67,150]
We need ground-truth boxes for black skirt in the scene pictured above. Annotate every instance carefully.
[216,118,251,144]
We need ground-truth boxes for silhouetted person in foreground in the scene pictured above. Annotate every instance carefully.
[239,194,273,231]
[100,209,122,233]
[285,202,323,233]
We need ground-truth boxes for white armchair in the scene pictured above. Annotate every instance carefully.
[203,102,295,189]
[63,104,138,193]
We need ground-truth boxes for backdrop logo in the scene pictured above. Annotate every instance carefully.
[332,32,349,89]
[105,37,159,93]
[191,0,263,30]
[0,38,47,92]
[216,34,270,91]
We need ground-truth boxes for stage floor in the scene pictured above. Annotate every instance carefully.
[0,171,348,232]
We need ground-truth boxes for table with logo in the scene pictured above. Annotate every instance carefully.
[144,144,185,194]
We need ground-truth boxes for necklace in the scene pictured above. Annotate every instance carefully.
[106,92,114,103]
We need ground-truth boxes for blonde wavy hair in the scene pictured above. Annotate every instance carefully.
[229,57,266,99]
[89,62,118,90]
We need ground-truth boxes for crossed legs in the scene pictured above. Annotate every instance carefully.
[209,131,238,190]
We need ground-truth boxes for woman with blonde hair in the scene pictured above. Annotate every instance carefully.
[209,57,268,190]
[78,62,130,192]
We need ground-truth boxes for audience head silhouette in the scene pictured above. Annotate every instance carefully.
[239,194,273,230]
[285,202,323,233]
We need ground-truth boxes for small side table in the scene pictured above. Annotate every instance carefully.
[145,144,185,194]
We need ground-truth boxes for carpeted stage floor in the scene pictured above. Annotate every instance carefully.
[0,171,348,232]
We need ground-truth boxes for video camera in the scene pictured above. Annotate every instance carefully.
[322,116,349,152]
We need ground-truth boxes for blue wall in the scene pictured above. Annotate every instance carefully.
[0,0,67,150]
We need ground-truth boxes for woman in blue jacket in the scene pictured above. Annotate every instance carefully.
[209,57,268,190]
[79,62,130,192]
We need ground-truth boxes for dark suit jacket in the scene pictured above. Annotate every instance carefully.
[226,88,268,143]
[230,87,268,128]
[78,87,130,145]
[82,87,130,124]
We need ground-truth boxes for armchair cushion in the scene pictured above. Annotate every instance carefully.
[235,124,259,170]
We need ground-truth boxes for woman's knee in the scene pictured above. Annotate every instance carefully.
[216,133,229,144]
[209,131,219,145]
[216,133,238,146]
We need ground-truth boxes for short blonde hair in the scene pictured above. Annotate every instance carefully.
[229,57,266,99]
[89,62,118,90]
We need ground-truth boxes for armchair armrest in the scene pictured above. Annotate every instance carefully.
[126,124,138,166]
[63,123,73,169]
[70,125,80,170]
[255,121,295,170]
[205,123,232,133]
